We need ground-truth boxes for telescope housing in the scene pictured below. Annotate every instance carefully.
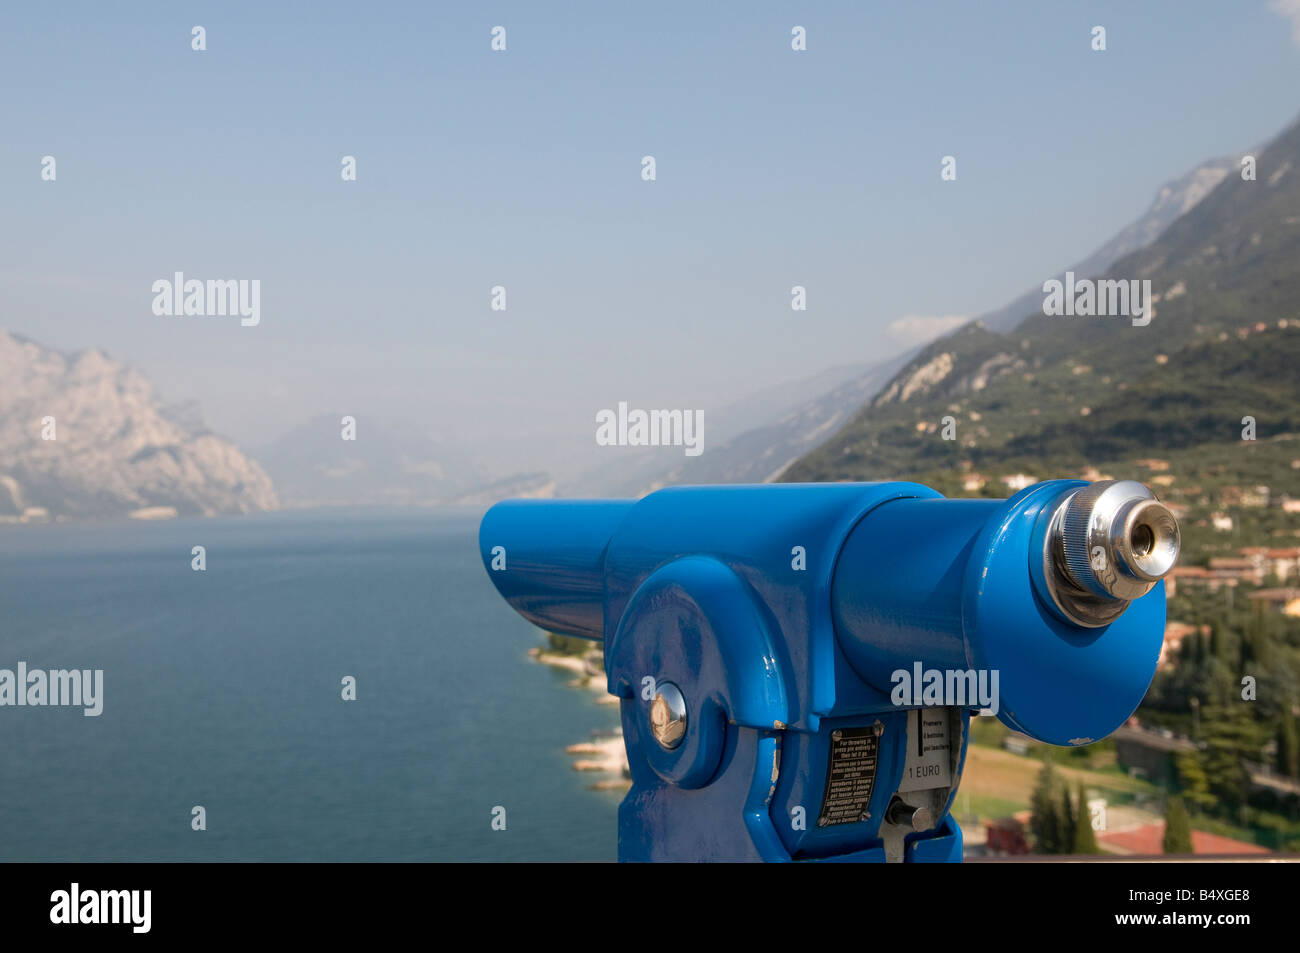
[480,479,1177,862]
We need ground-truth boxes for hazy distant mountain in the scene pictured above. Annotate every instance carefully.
[254,415,492,507]
[0,330,278,521]
[560,359,898,496]
[704,362,879,440]
[453,471,556,506]
[579,354,915,495]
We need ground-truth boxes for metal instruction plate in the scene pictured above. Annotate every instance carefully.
[817,725,880,827]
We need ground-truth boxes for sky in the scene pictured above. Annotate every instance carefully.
[3,1,1300,480]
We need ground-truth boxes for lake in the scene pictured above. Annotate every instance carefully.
[0,508,620,861]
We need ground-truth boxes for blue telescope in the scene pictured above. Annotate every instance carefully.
[479,479,1178,862]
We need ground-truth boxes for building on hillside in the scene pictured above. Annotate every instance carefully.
[1208,557,1265,585]
[1218,485,1272,508]
[1112,723,1197,786]
[1247,588,1300,617]
[1160,622,1210,669]
[1168,565,1243,594]
[1264,547,1300,581]
[1244,761,1300,802]
[1001,731,1034,756]
[984,814,1030,856]
[1241,486,1270,508]
[1170,548,1300,598]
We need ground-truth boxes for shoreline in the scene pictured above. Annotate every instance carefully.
[529,646,630,791]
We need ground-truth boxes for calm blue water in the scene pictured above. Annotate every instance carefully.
[0,509,620,861]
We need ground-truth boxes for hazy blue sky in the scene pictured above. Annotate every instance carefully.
[3,1,1300,478]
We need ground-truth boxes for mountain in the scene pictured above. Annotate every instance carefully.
[453,471,556,507]
[560,355,912,496]
[565,147,1247,498]
[577,353,915,494]
[782,114,1300,502]
[974,154,1239,333]
[660,354,912,486]
[254,415,491,508]
[0,330,278,521]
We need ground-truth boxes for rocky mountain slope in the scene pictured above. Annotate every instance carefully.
[974,154,1239,333]
[0,330,278,521]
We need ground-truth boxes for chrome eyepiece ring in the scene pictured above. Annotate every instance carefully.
[1041,480,1180,628]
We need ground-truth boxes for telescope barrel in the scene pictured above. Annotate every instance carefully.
[478,499,633,640]
[830,480,1179,743]
[831,496,1002,681]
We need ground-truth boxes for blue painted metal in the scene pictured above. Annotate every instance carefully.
[479,499,632,640]
[478,481,1168,862]
[832,480,1165,745]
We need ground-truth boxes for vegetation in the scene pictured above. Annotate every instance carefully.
[1163,797,1194,854]
[1029,758,1105,854]
[544,632,599,657]
[1072,783,1100,854]
[1029,754,1068,854]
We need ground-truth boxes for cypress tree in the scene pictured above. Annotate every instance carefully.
[1175,750,1214,811]
[1029,755,1063,854]
[1072,784,1100,854]
[1277,712,1299,779]
[1163,797,1194,854]
[1055,780,1076,852]
[1059,784,1076,853]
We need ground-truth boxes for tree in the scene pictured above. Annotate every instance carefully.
[1163,797,1194,854]
[1198,703,1263,812]
[1175,750,1215,812]
[1059,784,1076,853]
[1072,784,1100,854]
[1029,754,1065,854]
[1277,711,1300,779]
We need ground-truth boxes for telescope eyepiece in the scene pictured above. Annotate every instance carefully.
[1042,480,1180,628]
[1114,497,1180,582]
